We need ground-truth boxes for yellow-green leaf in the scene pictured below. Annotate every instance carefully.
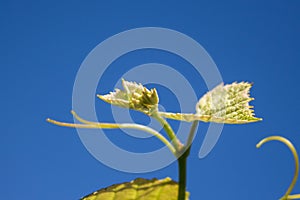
[196,82,261,124]
[81,177,189,200]
[98,79,159,115]
[159,82,262,124]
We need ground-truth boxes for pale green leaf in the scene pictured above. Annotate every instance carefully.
[196,82,261,124]
[159,82,262,124]
[98,79,159,115]
[81,177,189,200]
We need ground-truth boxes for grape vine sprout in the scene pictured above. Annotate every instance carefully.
[47,79,299,200]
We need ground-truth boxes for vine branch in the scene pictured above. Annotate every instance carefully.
[47,110,176,154]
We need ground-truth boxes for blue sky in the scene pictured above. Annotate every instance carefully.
[1,0,300,199]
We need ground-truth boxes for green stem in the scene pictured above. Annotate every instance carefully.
[152,113,183,152]
[287,194,300,199]
[178,149,188,200]
[185,121,199,149]
[47,117,176,154]
[177,121,199,200]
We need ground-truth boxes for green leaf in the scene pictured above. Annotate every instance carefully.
[98,79,159,115]
[159,82,262,124]
[196,82,261,124]
[81,177,189,200]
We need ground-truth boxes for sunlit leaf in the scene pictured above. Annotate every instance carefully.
[98,79,159,115]
[159,82,262,124]
[81,177,189,200]
[196,82,261,123]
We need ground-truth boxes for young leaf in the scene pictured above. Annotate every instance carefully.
[159,82,262,124]
[98,79,159,115]
[81,177,189,200]
[196,82,261,124]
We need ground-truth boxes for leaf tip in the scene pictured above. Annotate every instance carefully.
[97,94,106,101]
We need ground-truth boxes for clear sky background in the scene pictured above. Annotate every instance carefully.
[1,0,300,199]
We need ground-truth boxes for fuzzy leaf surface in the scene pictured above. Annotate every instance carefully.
[160,82,261,124]
[98,79,159,115]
